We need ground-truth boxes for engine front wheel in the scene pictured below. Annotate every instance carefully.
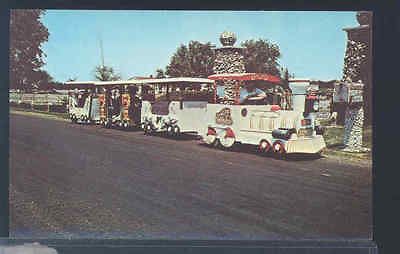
[204,134,217,146]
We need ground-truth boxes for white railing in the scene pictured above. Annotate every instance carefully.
[9,92,68,106]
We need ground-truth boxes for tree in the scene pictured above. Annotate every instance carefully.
[9,9,49,90]
[280,67,290,89]
[155,68,166,78]
[165,38,282,78]
[33,70,54,90]
[94,65,121,81]
[166,41,215,78]
[241,39,281,76]
[66,77,78,82]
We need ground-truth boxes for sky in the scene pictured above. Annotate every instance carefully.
[41,10,359,82]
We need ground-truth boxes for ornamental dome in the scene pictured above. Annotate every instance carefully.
[219,31,237,46]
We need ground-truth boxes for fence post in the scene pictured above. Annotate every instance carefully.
[47,94,50,112]
[31,93,34,110]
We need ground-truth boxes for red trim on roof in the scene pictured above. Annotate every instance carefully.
[208,73,281,83]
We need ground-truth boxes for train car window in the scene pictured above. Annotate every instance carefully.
[77,92,89,107]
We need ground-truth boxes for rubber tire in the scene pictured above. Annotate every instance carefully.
[219,136,235,149]
[144,124,153,135]
[259,140,271,154]
[166,126,174,136]
[272,141,286,159]
[171,126,180,137]
[204,134,217,146]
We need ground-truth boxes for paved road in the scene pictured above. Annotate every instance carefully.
[9,113,372,239]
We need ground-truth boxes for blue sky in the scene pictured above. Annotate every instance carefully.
[41,10,358,82]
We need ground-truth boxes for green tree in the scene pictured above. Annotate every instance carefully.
[166,41,215,78]
[94,65,121,81]
[280,67,290,89]
[155,68,166,78]
[241,39,281,76]
[33,70,54,90]
[9,9,50,90]
[66,77,78,82]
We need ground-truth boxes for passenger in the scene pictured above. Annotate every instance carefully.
[239,83,267,104]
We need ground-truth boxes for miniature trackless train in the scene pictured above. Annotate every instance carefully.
[202,73,326,155]
[66,73,326,156]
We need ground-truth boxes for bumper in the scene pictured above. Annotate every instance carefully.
[285,135,326,154]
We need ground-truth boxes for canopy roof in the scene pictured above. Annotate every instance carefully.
[64,81,96,89]
[208,73,281,84]
[94,77,213,86]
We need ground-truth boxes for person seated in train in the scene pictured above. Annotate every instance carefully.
[239,82,267,104]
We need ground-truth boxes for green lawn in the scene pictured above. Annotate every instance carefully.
[322,125,372,161]
[10,106,69,119]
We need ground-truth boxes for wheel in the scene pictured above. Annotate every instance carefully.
[272,141,286,159]
[172,126,180,137]
[219,136,235,149]
[105,120,111,128]
[71,115,77,123]
[204,134,217,146]
[204,127,217,146]
[259,140,271,154]
[144,123,153,135]
[219,128,235,149]
[166,125,174,136]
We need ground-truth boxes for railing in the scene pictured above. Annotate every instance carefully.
[9,92,68,112]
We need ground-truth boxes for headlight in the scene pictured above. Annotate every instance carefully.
[313,101,319,111]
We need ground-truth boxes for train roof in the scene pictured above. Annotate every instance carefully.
[63,81,96,89]
[64,81,96,85]
[130,77,214,85]
[93,77,214,86]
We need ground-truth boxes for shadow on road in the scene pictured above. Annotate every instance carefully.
[198,142,323,161]
[145,132,202,141]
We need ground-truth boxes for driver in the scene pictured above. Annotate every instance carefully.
[239,82,267,104]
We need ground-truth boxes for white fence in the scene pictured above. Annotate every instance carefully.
[9,92,68,106]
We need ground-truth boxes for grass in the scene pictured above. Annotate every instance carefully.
[322,125,372,162]
[10,106,69,120]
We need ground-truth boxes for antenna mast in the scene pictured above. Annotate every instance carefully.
[99,35,105,68]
